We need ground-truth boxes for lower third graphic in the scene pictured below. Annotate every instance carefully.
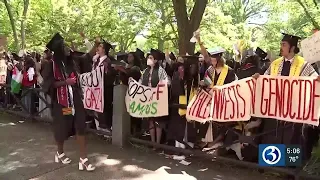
[259,144,285,166]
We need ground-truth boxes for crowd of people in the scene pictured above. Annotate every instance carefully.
[0,31,320,174]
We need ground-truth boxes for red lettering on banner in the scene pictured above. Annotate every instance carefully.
[303,80,312,120]
[268,78,276,117]
[84,87,102,111]
[85,89,92,108]
[260,78,268,115]
[156,84,164,100]
[282,79,290,118]
[223,88,230,120]
[289,80,298,119]
[297,79,304,120]
[245,79,256,114]
[219,89,226,119]
[212,90,221,119]
[236,84,246,118]
[198,93,211,119]
[311,79,320,121]
[190,92,203,116]
[274,79,283,117]
[227,86,235,119]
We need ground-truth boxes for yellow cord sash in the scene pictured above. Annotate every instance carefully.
[210,64,229,88]
[270,56,305,76]
[178,79,197,116]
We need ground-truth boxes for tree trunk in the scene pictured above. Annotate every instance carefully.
[3,0,19,51]
[158,38,165,51]
[21,0,30,50]
[172,0,208,55]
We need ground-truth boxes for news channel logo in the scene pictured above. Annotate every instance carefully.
[259,144,285,166]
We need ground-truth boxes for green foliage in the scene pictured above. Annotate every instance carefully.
[1,0,320,57]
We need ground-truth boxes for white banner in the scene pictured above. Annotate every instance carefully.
[186,89,211,123]
[301,31,320,64]
[210,77,252,122]
[125,78,168,118]
[79,65,104,112]
[186,76,320,126]
[253,75,320,126]
[0,59,7,84]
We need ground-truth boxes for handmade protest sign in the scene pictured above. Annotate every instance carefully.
[186,76,320,126]
[0,59,7,85]
[253,75,320,126]
[79,65,104,112]
[301,31,320,64]
[186,89,212,123]
[125,78,168,117]
[209,78,252,122]
[186,78,252,123]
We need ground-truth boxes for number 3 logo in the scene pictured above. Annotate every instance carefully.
[262,146,281,165]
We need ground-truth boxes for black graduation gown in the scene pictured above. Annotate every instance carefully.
[167,74,197,144]
[119,66,141,85]
[98,61,117,129]
[236,63,260,79]
[41,60,88,142]
[260,61,309,161]
[197,67,237,142]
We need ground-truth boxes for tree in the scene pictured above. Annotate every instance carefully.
[3,0,19,51]
[172,0,208,55]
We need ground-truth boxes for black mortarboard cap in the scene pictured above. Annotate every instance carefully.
[150,48,161,60]
[169,52,176,60]
[135,48,145,60]
[281,33,301,47]
[12,53,21,61]
[101,39,113,54]
[156,49,165,60]
[46,33,64,52]
[255,47,267,59]
[116,52,128,61]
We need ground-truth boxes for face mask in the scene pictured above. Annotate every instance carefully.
[147,58,154,66]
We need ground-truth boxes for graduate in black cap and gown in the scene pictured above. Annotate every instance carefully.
[117,52,142,85]
[41,33,95,171]
[92,39,117,132]
[236,54,260,79]
[136,48,146,70]
[255,47,270,74]
[140,49,170,148]
[167,55,199,150]
[195,34,238,150]
[253,33,320,163]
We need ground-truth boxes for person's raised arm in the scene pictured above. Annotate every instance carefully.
[196,35,210,62]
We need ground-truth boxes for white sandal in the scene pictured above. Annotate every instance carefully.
[79,157,95,171]
[54,152,72,164]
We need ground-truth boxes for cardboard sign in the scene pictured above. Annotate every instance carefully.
[0,59,7,84]
[125,78,168,118]
[79,65,104,112]
[253,75,320,126]
[186,76,320,126]
[301,31,320,64]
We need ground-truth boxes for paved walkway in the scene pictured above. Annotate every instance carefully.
[0,112,278,180]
